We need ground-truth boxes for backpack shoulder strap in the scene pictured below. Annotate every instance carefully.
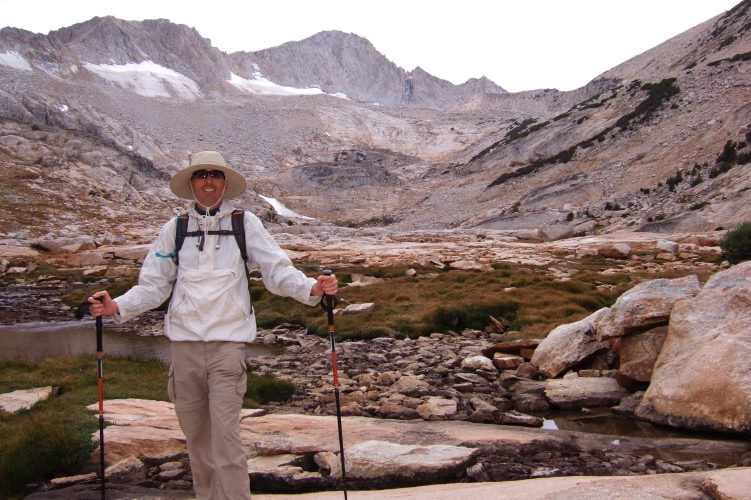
[174,214,190,265]
[230,209,254,315]
[231,209,248,263]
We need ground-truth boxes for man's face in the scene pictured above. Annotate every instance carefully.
[189,169,226,210]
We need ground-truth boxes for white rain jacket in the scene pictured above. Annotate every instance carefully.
[113,204,319,342]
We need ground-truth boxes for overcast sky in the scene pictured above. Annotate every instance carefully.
[0,0,741,92]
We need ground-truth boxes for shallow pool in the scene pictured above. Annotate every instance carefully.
[0,321,282,363]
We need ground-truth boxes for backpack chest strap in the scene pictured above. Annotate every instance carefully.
[174,210,247,261]
[182,229,237,251]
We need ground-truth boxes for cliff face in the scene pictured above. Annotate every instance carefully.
[1,5,750,239]
[234,31,409,106]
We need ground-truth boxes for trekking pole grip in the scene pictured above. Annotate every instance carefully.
[93,296,104,352]
[320,270,339,319]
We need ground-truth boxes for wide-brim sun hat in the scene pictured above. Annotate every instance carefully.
[170,151,247,200]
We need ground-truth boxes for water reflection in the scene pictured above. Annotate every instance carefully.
[544,410,722,439]
[0,321,282,364]
[542,409,750,465]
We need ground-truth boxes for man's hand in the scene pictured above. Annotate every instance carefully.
[312,273,338,297]
[88,291,120,317]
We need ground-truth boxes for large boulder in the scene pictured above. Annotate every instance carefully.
[538,221,575,242]
[635,262,751,433]
[530,308,610,378]
[597,276,701,341]
[616,326,669,388]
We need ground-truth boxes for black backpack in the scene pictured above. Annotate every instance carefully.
[173,209,248,266]
[172,209,254,311]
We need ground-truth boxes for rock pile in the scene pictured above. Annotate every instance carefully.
[256,324,641,429]
[251,259,751,440]
[526,262,751,434]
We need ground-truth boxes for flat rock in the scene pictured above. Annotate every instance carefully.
[343,440,478,487]
[0,244,40,258]
[23,396,751,498]
[249,468,751,500]
[29,469,751,499]
[0,386,54,413]
[700,467,751,499]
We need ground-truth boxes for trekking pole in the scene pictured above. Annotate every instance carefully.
[320,270,348,499]
[75,297,106,500]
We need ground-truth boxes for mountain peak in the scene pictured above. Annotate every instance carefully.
[1,17,508,110]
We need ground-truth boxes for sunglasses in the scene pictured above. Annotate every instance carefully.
[191,169,225,180]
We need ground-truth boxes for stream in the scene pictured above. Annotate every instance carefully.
[0,320,282,364]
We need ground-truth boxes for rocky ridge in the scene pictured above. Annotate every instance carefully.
[2,6,751,236]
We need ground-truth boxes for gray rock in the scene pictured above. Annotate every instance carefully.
[343,440,478,488]
[530,308,610,378]
[598,276,701,341]
[539,221,575,242]
[545,377,631,410]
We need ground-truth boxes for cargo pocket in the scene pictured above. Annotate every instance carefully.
[236,360,248,399]
[167,364,176,403]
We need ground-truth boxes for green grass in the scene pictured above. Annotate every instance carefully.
[250,260,667,340]
[60,256,712,341]
[0,356,295,498]
[0,357,166,498]
[245,373,296,406]
[62,258,703,341]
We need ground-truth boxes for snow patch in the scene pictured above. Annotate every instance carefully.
[84,60,201,100]
[259,195,314,219]
[229,72,349,100]
[0,51,33,71]
[229,72,324,96]
[59,105,69,112]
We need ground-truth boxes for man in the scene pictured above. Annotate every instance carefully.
[88,151,337,500]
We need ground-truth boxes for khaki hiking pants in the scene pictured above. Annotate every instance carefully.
[169,341,251,500]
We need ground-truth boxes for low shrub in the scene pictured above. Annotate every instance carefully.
[720,222,751,261]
